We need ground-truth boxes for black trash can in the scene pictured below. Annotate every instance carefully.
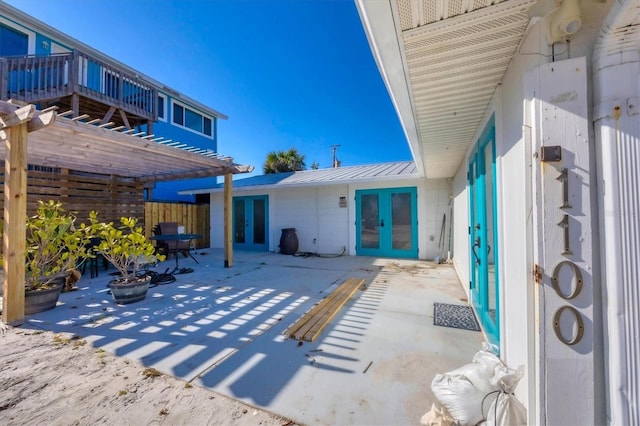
[280,228,299,255]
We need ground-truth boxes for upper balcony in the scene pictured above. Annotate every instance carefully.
[0,50,158,128]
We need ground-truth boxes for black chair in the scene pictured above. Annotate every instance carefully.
[154,222,191,259]
[80,237,107,278]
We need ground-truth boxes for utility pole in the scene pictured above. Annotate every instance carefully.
[331,144,341,168]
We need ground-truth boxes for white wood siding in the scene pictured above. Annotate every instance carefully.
[451,10,611,424]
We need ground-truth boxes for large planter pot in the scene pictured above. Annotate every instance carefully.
[280,228,299,255]
[25,277,65,315]
[108,275,151,305]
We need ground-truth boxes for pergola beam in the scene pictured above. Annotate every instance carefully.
[0,99,251,324]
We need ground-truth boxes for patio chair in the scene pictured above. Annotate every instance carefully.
[154,222,191,259]
[80,237,108,278]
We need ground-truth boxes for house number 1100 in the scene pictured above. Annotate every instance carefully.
[552,166,584,346]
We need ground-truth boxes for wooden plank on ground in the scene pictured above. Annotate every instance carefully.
[288,277,364,342]
[292,278,359,339]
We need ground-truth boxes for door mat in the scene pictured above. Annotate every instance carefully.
[433,302,481,331]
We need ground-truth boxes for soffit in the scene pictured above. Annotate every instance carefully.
[0,101,252,181]
[369,0,535,178]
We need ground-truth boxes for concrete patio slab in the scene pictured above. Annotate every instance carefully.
[13,250,485,425]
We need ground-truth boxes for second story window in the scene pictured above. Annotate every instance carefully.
[171,100,213,138]
[157,94,166,121]
[173,103,184,126]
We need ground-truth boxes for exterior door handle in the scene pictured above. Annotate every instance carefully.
[472,237,481,265]
[380,219,385,227]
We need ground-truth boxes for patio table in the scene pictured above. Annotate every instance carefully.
[150,233,200,272]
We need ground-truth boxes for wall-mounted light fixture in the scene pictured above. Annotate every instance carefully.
[545,0,582,44]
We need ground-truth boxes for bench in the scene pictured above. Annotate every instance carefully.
[288,277,365,342]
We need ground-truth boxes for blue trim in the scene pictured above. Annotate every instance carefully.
[468,114,500,347]
[355,187,418,259]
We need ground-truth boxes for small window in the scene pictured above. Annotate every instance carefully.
[203,117,212,136]
[157,95,165,120]
[173,103,184,125]
[185,108,202,132]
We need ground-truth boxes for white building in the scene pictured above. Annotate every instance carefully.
[186,0,639,423]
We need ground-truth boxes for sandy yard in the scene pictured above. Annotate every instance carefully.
[0,325,298,426]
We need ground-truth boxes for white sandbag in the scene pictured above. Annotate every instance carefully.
[430,349,523,425]
[431,372,487,425]
[485,363,527,425]
[470,350,503,393]
[420,402,454,426]
[485,393,527,426]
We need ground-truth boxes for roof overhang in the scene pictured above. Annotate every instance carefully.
[356,0,535,178]
[0,101,252,182]
[184,172,422,194]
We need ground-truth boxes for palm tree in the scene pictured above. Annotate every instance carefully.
[263,148,306,174]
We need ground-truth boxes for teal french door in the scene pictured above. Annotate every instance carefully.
[233,195,268,251]
[468,115,500,346]
[356,187,418,258]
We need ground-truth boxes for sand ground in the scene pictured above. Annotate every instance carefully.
[0,325,298,426]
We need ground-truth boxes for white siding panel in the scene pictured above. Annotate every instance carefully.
[210,178,450,262]
[210,193,224,249]
[270,187,349,254]
[452,163,469,294]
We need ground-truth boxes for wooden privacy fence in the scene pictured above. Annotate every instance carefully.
[0,168,210,249]
[0,167,144,224]
[144,202,210,249]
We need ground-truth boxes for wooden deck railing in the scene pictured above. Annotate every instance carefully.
[0,50,157,120]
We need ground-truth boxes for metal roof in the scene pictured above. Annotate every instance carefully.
[356,0,535,178]
[0,101,251,181]
[183,161,419,193]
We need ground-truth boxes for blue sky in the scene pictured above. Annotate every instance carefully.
[6,0,411,174]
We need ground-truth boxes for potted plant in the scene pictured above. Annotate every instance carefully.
[94,217,164,304]
[25,200,97,314]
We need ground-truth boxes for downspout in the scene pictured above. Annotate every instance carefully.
[592,1,640,424]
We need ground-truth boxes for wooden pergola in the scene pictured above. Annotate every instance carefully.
[0,100,248,324]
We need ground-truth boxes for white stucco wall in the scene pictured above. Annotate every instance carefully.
[208,177,452,261]
[271,186,350,254]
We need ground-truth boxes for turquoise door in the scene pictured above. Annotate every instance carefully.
[356,187,418,258]
[233,195,268,251]
[468,115,500,346]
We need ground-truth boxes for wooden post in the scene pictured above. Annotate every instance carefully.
[71,93,79,117]
[2,122,28,324]
[223,173,233,268]
[0,59,8,101]
[0,103,54,324]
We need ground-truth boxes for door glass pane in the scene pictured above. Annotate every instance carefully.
[484,143,497,323]
[360,194,379,249]
[253,199,266,245]
[234,199,245,244]
[391,192,412,250]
